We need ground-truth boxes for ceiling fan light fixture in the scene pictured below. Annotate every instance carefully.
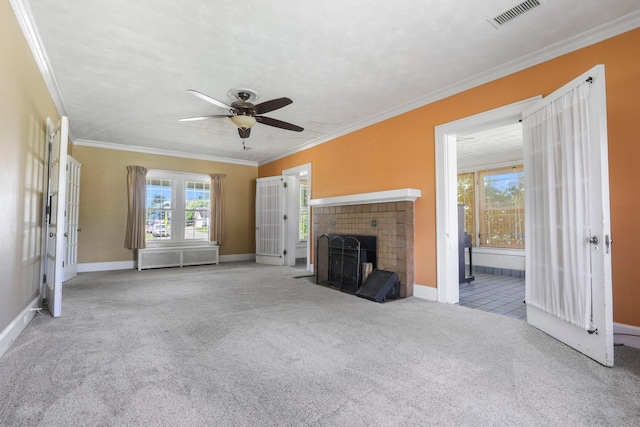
[230,114,256,129]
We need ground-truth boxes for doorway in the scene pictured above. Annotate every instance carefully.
[435,97,539,305]
[283,163,312,273]
[436,65,614,366]
[456,122,526,319]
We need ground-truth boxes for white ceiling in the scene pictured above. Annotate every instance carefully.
[15,0,640,165]
[457,122,523,170]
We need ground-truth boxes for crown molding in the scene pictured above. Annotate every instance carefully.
[260,11,640,166]
[73,139,258,167]
[10,0,68,117]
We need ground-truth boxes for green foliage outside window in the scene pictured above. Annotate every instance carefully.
[299,180,309,241]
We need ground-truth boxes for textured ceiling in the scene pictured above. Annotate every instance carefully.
[16,0,640,165]
[457,122,523,170]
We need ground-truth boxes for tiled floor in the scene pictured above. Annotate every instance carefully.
[459,272,526,320]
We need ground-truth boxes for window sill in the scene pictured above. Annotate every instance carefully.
[472,247,525,257]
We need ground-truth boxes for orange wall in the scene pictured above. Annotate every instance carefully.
[260,28,640,326]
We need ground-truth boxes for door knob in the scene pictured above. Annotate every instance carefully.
[588,236,599,245]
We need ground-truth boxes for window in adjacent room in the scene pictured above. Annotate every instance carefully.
[457,165,525,249]
[298,179,309,242]
[457,171,476,243]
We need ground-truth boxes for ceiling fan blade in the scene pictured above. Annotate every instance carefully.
[178,114,231,122]
[186,89,233,110]
[253,97,293,115]
[238,127,251,139]
[256,116,304,132]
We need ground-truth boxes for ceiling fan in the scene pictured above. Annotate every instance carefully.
[179,88,304,139]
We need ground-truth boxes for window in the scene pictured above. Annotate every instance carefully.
[457,165,524,249]
[146,178,172,240]
[457,172,475,243]
[299,179,308,242]
[184,180,210,240]
[146,171,211,244]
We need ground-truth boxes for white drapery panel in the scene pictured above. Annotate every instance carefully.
[523,82,592,330]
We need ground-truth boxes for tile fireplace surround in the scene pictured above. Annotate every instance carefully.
[310,189,420,298]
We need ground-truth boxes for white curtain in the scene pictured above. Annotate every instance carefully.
[523,82,592,330]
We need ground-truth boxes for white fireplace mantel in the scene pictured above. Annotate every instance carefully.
[309,188,421,208]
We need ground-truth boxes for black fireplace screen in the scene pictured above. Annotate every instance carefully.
[316,234,377,293]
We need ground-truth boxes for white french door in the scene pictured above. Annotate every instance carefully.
[256,175,296,266]
[44,117,69,317]
[63,155,81,282]
[522,65,613,366]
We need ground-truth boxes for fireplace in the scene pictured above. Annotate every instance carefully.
[317,234,377,293]
[310,189,420,298]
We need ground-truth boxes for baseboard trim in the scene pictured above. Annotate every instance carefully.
[0,296,40,359]
[78,254,257,273]
[78,261,135,272]
[412,284,438,301]
[614,322,640,350]
[219,253,255,263]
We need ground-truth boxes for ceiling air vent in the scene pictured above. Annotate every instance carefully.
[488,0,543,28]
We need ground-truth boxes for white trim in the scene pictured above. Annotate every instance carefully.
[9,0,67,117]
[458,159,523,174]
[614,322,640,350]
[309,188,421,208]
[74,139,258,167]
[435,97,540,304]
[0,297,41,360]
[259,12,640,166]
[412,284,438,302]
[78,261,135,272]
[220,253,255,263]
[472,247,525,257]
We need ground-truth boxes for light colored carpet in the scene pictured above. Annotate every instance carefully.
[1,262,639,426]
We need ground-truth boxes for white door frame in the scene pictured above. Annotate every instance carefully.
[434,97,540,303]
[283,163,312,272]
